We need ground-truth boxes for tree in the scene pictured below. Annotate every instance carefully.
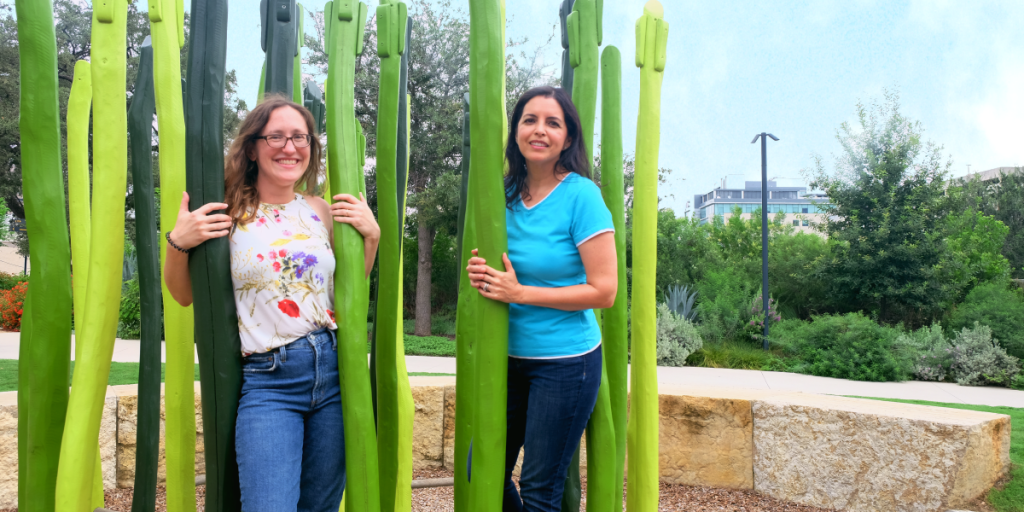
[810,91,953,326]
[954,169,1024,279]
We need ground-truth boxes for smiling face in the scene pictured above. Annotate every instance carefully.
[251,106,312,191]
[515,95,571,169]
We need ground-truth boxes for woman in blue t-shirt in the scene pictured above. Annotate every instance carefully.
[466,86,617,511]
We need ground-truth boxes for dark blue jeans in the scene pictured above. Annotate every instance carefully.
[235,328,346,512]
[503,346,602,512]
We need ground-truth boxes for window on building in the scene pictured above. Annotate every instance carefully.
[772,191,798,199]
[792,220,799,226]
[802,220,809,226]
[718,190,742,199]
[801,207,808,213]
[745,191,761,199]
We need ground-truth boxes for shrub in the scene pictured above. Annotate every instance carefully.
[771,312,911,382]
[947,281,1024,360]
[656,303,703,367]
[0,281,27,331]
[894,324,952,381]
[949,323,1020,387]
[745,293,781,343]
[694,268,756,343]
[117,277,142,340]
[0,272,26,291]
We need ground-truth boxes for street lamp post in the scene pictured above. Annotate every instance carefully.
[751,132,779,350]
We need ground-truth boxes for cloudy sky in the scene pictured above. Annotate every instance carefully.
[149,0,1023,215]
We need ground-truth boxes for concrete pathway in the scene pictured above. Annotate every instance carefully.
[4,332,1021,408]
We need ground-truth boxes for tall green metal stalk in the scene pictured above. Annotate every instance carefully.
[627,2,667,511]
[559,0,574,94]
[55,0,129,507]
[182,0,243,509]
[324,2,381,510]
[15,0,73,509]
[294,3,305,104]
[567,0,601,165]
[127,38,163,512]
[261,0,298,98]
[373,3,413,510]
[598,45,627,512]
[454,92,470,286]
[455,1,508,510]
[66,58,106,509]
[148,0,197,508]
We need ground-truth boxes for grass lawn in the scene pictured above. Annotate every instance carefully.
[0,359,201,393]
[852,396,1022,512]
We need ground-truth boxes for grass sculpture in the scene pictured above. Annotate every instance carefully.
[598,45,628,512]
[293,4,305,103]
[66,57,107,510]
[55,0,130,507]
[182,0,243,509]
[559,0,574,96]
[148,0,198,507]
[455,0,508,510]
[627,2,668,511]
[324,1,382,510]
[374,3,415,509]
[126,38,164,512]
[261,0,298,98]
[14,0,74,509]
[455,92,470,285]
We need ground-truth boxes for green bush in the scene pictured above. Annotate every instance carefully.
[655,303,703,367]
[894,324,952,381]
[0,272,26,291]
[117,277,142,340]
[685,340,787,371]
[948,281,1024,360]
[694,268,756,343]
[772,313,911,382]
[950,323,1020,387]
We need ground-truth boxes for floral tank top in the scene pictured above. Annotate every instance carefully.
[230,194,337,355]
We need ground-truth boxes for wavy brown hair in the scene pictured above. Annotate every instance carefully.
[225,95,323,225]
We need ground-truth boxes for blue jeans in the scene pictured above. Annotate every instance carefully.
[235,328,346,512]
[503,346,602,512]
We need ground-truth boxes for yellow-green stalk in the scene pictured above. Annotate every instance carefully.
[148,0,198,508]
[55,0,129,507]
[627,2,667,511]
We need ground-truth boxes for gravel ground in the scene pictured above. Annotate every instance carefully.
[2,471,837,511]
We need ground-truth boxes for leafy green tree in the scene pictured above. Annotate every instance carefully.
[810,91,953,326]
[947,281,1024,360]
[954,169,1024,279]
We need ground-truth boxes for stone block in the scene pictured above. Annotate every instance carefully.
[99,396,118,490]
[659,393,753,489]
[443,384,456,470]
[116,386,204,488]
[411,384,444,469]
[752,393,1012,512]
[0,402,17,509]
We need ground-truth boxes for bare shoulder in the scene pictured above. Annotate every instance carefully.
[303,195,332,229]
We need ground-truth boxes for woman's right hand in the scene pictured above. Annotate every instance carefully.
[168,191,232,250]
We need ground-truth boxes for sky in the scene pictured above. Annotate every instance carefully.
[144,0,1024,215]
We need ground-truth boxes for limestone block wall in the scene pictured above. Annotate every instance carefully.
[0,377,1011,512]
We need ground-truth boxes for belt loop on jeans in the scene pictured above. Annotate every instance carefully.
[331,329,337,350]
[279,343,287,363]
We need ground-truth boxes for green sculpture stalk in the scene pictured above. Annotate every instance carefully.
[14,0,73,509]
[182,0,243,509]
[598,45,627,512]
[294,3,305,104]
[373,3,413,510]
[455,1,508,510]
[127,38,164,512]
[455,92,470,285]
[67,58,109,512]
[559,0,573,96]
[627,2,667,511]
[261,0,298,98]
[148,0,198,508]
[324,2,381,510]
[567,0,600,165]
[55,0,129,507]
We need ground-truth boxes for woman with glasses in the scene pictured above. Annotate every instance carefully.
[163,95,379,510]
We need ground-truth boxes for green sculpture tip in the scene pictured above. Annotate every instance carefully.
[643,0,663,19]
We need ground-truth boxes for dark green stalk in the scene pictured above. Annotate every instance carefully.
[261,0,298,98]
[325,2,381,510]
[15,0,73,509]
[455,92,470,287]
[183,0,242,509]
[559,0,574,94]
[127,38,163,512]
[455,1,508,510]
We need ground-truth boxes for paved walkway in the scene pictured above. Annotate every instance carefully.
[4,333,1021,408]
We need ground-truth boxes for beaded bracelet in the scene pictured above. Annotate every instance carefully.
[165,231,190,254]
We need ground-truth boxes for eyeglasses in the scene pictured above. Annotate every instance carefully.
[255,134,313,148]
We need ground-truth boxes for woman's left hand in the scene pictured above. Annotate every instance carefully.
[467,249,523,304]
[331,192,380,242]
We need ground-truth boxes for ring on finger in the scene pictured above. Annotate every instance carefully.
[483,282,490,293]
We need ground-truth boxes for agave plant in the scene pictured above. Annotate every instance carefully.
[664,284,698,322]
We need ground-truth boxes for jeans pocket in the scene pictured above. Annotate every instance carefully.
[242,352,279,373]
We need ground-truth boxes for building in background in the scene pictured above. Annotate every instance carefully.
[694,181,829,234]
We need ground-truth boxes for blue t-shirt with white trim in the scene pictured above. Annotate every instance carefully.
[506,172,615,358]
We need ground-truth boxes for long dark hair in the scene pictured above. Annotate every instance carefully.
[504,86,590,209]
